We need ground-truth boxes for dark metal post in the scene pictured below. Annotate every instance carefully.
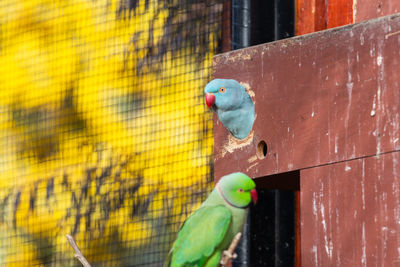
[231,0,251,49]
[231,1,251,265]
[232,215,251,267]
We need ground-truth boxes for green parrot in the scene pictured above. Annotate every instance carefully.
[165,172,258,267]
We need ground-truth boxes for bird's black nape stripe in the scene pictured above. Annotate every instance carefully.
[216,183,249,209]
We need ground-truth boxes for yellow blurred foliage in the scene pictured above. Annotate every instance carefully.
[0,0,219,265]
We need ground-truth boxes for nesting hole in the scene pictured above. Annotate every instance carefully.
[256,140,268,159]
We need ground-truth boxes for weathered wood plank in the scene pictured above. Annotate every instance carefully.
[326,0,353,28]
[296,0,326,35]
[212,13,400,181]
[300,152,400,266]
[296,0,353,35]
[355,0,400,23]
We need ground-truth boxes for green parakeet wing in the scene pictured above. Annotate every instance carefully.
[169,205,232,267]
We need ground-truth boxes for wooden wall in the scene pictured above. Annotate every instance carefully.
[213,11,400,266]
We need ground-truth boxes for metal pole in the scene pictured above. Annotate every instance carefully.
[231,1,251,265]
[231,0,251,49]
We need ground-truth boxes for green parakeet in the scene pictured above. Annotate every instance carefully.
[165,172,257,267]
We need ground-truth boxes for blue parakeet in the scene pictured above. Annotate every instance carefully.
[165,172,257,267]
[204,79,255,139]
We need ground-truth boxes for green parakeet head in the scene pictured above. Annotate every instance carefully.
[217,172,257,208]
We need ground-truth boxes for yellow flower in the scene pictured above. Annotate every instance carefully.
[0,0,218,264]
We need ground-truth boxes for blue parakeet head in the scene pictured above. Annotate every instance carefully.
[204,79,246,110]
[204,79,255,139]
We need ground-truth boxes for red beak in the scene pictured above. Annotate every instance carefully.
[205,93,216,108]
[250,189,258,205]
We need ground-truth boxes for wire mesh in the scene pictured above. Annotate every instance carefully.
[0,0,224,265]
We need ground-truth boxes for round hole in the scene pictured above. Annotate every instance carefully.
[257,140,268,159]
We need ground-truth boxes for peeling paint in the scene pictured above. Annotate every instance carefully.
[261,52,264,78]
[320,203,332,259]
[240,82,255,98]
[345,56,354,132]
[361,160,366,210]
[370,44,376,57]
[376,38,385,157]
[352,0,357,22]
[377,55,383,66]
[247,155,258,164]
[371,93,377,117]
[313,192,317,216]
[335,135,339,154]
[226,51,253,63]
[362,222,367,266]
[221,131,254,158]
[385,30,400,39]
[246,162,259,172]
[312,245,318,266]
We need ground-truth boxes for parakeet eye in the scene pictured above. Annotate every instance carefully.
[219,87,226,93]
[237,188,244,193]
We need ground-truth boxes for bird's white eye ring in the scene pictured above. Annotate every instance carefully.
[219,87,226,93]
[237,188,244,193]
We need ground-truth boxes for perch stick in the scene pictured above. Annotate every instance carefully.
[66,234,92,267]
[219,232,242,266]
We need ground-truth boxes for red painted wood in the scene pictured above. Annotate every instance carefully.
[221,0,232,53]
[354,0,400,22]
[296,0,320,35]
[314,0,327,31]
[300,152,400,266]
[293,3,400,267]
[327,0,353,28]
[296,0,400,35]
[296,0,353,35]
[215,5,400,267]
[212,13,400,182]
